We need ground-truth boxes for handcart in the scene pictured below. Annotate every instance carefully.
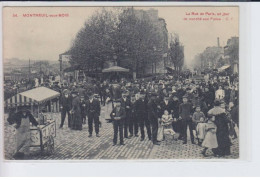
[5,87,60,158]
[30,119,56,155]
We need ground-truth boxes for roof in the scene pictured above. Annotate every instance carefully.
[5,87,60,107]
[20,87,60,103]
[102,66,129,73]
[218,65,231,72]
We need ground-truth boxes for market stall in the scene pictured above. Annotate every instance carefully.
[5,87,60,157]
[5,86,61,114]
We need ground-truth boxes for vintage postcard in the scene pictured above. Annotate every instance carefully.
[2,6,239,160]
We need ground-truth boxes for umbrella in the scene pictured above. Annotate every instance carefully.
[102,66,129,73]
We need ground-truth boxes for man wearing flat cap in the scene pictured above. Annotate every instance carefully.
[110,100,126,146]
[147,92,160,145]
[136,92,151,141]
[120,91,131,139]
[179,95,194,144]
[86,92,101,137]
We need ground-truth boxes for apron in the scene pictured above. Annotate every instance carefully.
[16,117,31,153]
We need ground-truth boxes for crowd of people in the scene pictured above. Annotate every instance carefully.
[58,73,239,158]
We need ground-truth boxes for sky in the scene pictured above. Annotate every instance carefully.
[3,6,239,66]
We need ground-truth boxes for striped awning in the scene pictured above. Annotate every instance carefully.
[5,87,60,108]
[5,93,38,108]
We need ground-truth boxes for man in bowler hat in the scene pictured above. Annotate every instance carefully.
[110,100,126,146]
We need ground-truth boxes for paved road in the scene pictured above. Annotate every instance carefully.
[4,106,239,160]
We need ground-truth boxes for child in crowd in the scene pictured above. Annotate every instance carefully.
[192,106,206,144]
[196,117,207,146]
[201,116,218,157]
[161,110,176,140]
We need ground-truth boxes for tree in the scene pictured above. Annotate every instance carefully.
[69,8,119,74]
[69,7,163,78]
[169,33,184,74]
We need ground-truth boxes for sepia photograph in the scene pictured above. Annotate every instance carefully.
[2,6,239,160]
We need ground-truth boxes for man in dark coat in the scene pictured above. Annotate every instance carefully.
[169,94,181,133]
[129,94,138,137]
[159,95,171,117]
[147,93,160,145]
[135,93,151,141]
[224,85,231,104]
[59,89,72,128]
[120,91,131,138]
[86,93,101,137]
[110,100,126,146]
[203,86,215,109]
[179,95,194,144]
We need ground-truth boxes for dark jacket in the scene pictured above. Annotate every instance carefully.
[179,102,193,120]
[135,98,148,121]
[169,99,180,118]
[60,95,72,110]
[110,106,126,121]
[8,110,38,128]
[120,97,131,114]
[86,98,101,116]
[159,100,171,117]
[147,99,159,123]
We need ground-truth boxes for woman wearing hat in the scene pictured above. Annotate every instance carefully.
[70,91,83,130]
[208,100,231,157]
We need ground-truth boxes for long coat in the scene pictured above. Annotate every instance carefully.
[208,107,231,156]
[71,96,82,130]
[135,99,148,122]
[147,99,158,124]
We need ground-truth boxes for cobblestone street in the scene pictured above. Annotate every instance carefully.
[4,106,239,160]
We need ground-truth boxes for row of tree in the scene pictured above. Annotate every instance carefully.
[69,7,184,77]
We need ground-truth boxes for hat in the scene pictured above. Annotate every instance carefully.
[71,91,78,95]
[114,100,121,103]
[214,100,221,106]
[183,95,188,98]
[122,91,128,95]
[164,95,170,99]
[151,92,158,97]
[63,89,69,94]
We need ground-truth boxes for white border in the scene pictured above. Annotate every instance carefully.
[0,1,257,176]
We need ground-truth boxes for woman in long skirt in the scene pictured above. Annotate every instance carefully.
[71,91,82,130]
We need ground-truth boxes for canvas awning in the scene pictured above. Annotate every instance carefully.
[218,65,231,72]
[102,66,129,73]
[165,66,175,73]
[5,87,60,108]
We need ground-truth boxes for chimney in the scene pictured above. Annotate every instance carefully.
[217,37,220,47]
